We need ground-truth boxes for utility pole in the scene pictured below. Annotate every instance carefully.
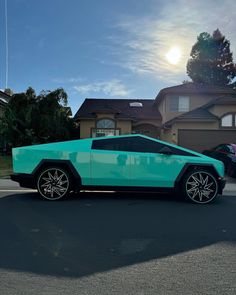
[5,0,8,89]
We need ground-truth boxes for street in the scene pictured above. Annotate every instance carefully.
[0,188,235,295]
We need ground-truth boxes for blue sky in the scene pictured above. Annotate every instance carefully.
[1,0,236,115]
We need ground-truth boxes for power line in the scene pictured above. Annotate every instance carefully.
[5,0,8,89]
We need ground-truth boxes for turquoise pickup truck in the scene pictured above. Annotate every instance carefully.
[11,134,225,204]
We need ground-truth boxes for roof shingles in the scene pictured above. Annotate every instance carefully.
[163,108,219,127]
[74,98,161,121]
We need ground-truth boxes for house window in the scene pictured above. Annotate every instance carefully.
[221,113,236,127]
[170,96,189,112]
[92,129,120,137]
[92,118,119,137]
[169,96,178,111]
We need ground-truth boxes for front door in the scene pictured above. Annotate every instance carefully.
[127,137,183,187]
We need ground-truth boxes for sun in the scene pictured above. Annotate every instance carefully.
[166,47,182,65]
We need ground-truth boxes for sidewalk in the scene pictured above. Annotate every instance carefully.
[224,177,236,196]
[0,179,32,190]
[0,178,235,196]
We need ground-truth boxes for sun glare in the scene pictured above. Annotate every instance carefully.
[166,47,181,65]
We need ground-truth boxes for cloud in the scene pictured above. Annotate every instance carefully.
[74,79,132,97]
[110,0,236,83]
[52,77,84,84]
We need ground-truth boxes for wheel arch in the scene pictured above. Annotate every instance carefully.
[174,163,221,191]
[32,159,82,190]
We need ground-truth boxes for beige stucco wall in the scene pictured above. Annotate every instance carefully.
[80,120,95,138]
[209,104,236,117]
[116,120,132,134]
[160,94,220,123]
[157,99,166,123]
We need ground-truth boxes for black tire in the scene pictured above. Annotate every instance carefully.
[181,169,218,204]
[37,167,72,200]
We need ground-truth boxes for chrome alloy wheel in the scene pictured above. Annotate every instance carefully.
[185,171,218,204]
[37,168,70,200]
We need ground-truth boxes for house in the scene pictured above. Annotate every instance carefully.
[74,83,236,152]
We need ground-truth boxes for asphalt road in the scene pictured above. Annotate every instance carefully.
[0,189,235,295]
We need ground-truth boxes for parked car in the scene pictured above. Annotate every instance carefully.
[203,144,236,177]
[11,134,225,204]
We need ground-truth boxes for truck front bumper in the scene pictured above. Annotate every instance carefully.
[10,173,36,189]
[218,177,226,195]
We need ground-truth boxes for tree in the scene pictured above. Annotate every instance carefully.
[0,87,78,148]
[187,29,236,86]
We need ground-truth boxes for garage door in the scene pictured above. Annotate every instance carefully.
[178,129,236,152]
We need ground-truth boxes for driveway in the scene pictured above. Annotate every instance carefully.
[0,179,235,294]
[224,176,236,195]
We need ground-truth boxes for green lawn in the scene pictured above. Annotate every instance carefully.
[0,156,13,178]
